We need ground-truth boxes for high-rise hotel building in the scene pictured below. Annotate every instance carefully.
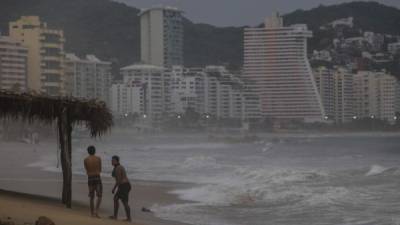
[354,71,396,124]
[243,13,324,122]
[139,6,183,67]
[314,67,354,123]
[9,16,66,96]
[0,36,28,91]
[65,54,112,104]
[115,64,169,124]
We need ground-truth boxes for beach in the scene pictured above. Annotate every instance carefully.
[3,133,400,225]
[0,140,190,225]
[0,189,141,225]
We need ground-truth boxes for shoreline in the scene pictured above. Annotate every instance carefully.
[0,177,193,225]
[0,141,192,225]
[0,172,193,225]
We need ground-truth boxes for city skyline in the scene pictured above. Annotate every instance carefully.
[1,7,399,125]
[116,0,400,26]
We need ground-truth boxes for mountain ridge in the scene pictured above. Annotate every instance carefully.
[0,0,399,70]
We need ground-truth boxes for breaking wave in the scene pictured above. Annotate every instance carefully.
[365,165,391,176]
[170,168,336,206]
[181,156,221,169]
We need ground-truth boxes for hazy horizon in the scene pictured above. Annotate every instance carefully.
[115,0,400,27]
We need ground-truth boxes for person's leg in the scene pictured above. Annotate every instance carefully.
[89,196,95,216]
[95,196,102,217]
[123,184,132,221]
[88,185,95,216]
[112,194,119,219]
[95,182,103,217]
[122,199,131,222]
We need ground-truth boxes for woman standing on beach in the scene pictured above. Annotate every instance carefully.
[110,155,132,222]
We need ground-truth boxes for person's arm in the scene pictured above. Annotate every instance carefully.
[112,182,118,194]
[99,158,102,174]
[116,167,123,185]
[84,159,88,173]
[112,166,121,194]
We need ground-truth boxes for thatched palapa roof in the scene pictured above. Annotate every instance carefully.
[0,90,113,136]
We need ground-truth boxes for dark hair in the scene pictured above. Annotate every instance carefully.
[87,146,96,155]
[112,155,120,162]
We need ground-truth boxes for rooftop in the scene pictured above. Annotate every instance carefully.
[138,6,183,16]
[65,53,110,64]
[120,64,164,71]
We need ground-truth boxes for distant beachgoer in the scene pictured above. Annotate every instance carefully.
[84,145,102,218]
[110,155,132,222]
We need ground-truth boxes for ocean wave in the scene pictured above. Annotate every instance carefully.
[261,142,274,152]
[181,156,221,169]
[233,168,328,185]
[365,165,391,176]
[171,168,333,206]
[151,203,234,225]
[304,186,350,206]
[148,143,230,150]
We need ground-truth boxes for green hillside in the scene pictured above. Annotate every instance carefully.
[0,0,399,69]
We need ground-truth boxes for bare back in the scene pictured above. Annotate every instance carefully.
[84,155,102,177]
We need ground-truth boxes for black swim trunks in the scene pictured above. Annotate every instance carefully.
[116,182,131,202]
[88,175,103,197]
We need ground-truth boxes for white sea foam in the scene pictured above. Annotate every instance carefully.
[261,142,273,152]
[148,143,230,150]
[27,155,61,173]
[181,156,220,169]
[365,165,390,176]
[151,203,234,225]
[304,186,350,206]
[171,168,331,206]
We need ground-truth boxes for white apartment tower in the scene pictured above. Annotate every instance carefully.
[354,71,396,124]
[314,67,354,123]
[333,68,354,123]
[65,54,111,104]
[0,36,28,91]
[139,7,183,67]
[195,66,245,120]
[169,66,261,120]
[118,64,169,123]
[314,67,335,119]
[110,82,143,117]
[396,81,400,114]
[169,66,198,114]
[243,13,324,122]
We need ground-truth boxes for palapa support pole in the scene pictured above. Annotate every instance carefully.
[58,106,73,208]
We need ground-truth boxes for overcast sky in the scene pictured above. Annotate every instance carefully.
[116,0,400,27]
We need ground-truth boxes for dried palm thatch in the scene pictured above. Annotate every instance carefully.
[0,90,113,136]
[0,90,113,208]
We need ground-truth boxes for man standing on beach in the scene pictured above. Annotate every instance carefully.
[110,155,132,222]
[84,146,102,218]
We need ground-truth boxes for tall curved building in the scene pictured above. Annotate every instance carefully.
[243,13,324,123]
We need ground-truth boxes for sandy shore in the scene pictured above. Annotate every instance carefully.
[0,141,190,225]
[0,189,145,225]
